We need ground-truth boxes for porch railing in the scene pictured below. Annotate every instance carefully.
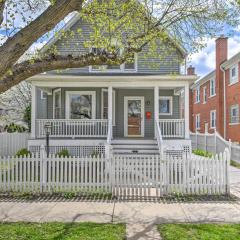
[36,119,108,138]
[159,119,185,138]
[155,120,163,155]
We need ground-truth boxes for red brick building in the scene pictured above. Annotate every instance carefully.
[190,37,240,143]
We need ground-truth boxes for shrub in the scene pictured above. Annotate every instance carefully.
[193,149,213,158]
[15,148,31,157]
[56,149,70,158]
[4,123,26,133]
[91,150,100,158]
[23,105,31,132]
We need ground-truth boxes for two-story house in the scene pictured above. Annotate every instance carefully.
[27,13,197,156]
[190,36,240,144]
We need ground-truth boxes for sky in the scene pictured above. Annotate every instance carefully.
[189,30,240,78]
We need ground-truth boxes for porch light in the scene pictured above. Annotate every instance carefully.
[44,122,52,157]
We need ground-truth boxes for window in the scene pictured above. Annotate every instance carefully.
[159,96,172,115]
[101,89,116,125]
[203,86,207,103]
[89,46,137,72]
[195,87,200,103]
[53,89,61,119]
[229,65,238,85]
[210,110,216,128]
[210,79,216,97]
[66,91,96,119]
[195,114,200,130]
[230,104,239,124]
[41,90,47,100]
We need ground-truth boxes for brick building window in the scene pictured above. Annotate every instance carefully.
[229,64,238,85]
[230,104,239,124]
[195,87,200,103]
[210,110,216,129]
[210,79,216,97]
[195,114,200,130]
[203,86,207,103]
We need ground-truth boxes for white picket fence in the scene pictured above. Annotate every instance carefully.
[0,133,30,157]
[0,148,230,196]
[190,131,240,164]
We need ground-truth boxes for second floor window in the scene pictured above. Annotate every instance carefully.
[195,87,200,103]
[203,86,207,103]
[230,64,238,85]
[210,110,216,128]
[195,114,200,130]
[230,104,239,124]
[210,79,216,97]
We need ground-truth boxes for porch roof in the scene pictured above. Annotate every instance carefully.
[27,74,197,88]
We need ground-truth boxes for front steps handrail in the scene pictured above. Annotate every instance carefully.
[155,119,163,156]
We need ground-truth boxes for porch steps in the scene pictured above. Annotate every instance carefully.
[111,139,159,155]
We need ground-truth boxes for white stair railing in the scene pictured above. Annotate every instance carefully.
[155,120,164,156]
[105,119,113,158]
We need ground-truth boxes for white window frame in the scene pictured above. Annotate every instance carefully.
[53,89,61,119]
[230,104,239,125]
[89,47,138,73]
[209,79,216,97]
[210,110,216,129]
[195,87,200,103]
[65,91,96,119]
[195,114,200,130]
[203,86,207,104]
[40,90,47,100]
[229,64,239,85]
[101,89,116,126]
[159,96,173,116]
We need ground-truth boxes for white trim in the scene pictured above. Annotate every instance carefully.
[124,96,145,137]
[154,86,159,138]
[101,89,116,126]
[53,89,61,119]
[184,85,190,139]
[65,91,96,119]
[195,86,200,103]
[210,110,216,129]
[31,86,37,138]
[159,96,173,116]
[230,104,239,125]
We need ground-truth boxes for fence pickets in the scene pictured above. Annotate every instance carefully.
[0,148,230,197]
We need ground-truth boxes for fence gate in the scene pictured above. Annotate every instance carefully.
[111,155,167,198]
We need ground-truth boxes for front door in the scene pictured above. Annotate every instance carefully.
[124,97,144,137]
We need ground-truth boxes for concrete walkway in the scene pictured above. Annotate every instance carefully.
[0,166,239,239]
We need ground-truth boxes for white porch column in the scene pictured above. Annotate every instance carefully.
[108,86,113,139]
[154,86,159,138]
[184,84,190,139]
[31,85,37,138]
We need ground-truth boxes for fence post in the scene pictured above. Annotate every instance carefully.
[225,148,231,195]
[214,130,217,154]
[205,133,207,152]
[195,130,198,149]
[228,139,232,160]
[40,145,47,192]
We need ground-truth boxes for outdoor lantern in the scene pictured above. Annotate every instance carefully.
[44,122,52,157]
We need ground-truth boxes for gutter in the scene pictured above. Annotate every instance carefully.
[220,65,226,139]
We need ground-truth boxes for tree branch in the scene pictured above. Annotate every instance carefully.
[0,0,82,78]
[0,0,6,25]
[0,52,125,93]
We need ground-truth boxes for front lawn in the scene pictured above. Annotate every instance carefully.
[0,222,126,240]
[158,224,240,240]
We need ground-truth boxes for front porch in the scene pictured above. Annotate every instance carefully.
[29,75,193,155]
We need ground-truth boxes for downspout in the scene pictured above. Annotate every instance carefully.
[220,65,226,139]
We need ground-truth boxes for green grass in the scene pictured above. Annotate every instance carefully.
[158,224,240,240]
[231,160,240,169]
[192,149,213,158]
[0,222,126,240]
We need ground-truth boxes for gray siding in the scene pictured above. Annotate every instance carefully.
[44,88,180,138]
[53,19,183,75]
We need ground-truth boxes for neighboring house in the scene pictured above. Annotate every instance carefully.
[27,13,197,156]
[190,36,240,144]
